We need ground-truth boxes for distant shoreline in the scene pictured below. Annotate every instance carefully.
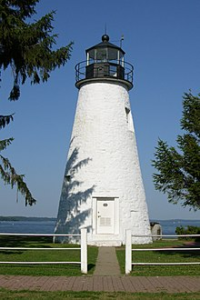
[0,216,199,222]
[0,216,56,222]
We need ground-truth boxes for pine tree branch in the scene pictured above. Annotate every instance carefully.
[0,3,73,100]
[0,138,14,152]
[0,154,36,206]
[0,114,14,129]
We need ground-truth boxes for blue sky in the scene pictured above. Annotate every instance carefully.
[1,0,200,220]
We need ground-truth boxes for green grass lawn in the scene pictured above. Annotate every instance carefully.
[0,289,200,300]
[0,236,98,276]
[116,239,200,276]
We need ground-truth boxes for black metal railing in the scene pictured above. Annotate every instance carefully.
[75,60,133,87]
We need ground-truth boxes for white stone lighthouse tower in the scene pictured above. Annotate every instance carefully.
[55,35,152,245]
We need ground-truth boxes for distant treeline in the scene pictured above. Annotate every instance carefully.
[0,216,56,222]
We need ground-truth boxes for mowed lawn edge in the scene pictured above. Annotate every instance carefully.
[116,239,200,276]
[0,289,200,300]
[0,236,98,276]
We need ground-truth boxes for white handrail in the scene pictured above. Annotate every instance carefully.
[0,229,88,274]
[0,247,80,250]
[132,247,200,251]
[0,261,81,265]
[132,262,200,266]
[131,234,200,238]
[0,233,80,236]
[125,230,200,274]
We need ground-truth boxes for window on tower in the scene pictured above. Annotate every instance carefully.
[125,107,134,132]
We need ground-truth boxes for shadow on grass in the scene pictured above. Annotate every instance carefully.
[0,264,83,276]
[0,236,52,248]
[88,263,95,272]
[156,241,200,259]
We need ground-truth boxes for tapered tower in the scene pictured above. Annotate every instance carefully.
[55,35,152,245]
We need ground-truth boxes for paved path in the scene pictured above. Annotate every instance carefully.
[0,275,199,292]
[94,247,120,276]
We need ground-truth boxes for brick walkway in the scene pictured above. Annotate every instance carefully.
[0,275,199,292]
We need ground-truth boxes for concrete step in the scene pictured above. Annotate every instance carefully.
[89,240,122,246]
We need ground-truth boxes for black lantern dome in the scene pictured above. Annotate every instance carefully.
[75,35,133,90]
[86,34,125,61]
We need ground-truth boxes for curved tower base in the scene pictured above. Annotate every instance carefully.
[55,81,152,245]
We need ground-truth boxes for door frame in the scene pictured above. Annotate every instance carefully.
[92,197,119,235]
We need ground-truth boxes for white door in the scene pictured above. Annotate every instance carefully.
[96,199,115,234]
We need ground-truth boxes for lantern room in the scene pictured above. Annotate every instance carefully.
[86,34,124,61]
[75,34,133,90]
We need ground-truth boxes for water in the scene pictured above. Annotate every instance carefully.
[0,219,199,235]
[152,219,200,235]
[0,220,56,234]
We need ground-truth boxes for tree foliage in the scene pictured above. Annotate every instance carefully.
[0,114,14,129]
[0,0,73,100]
[152,92,200,210]
[0,0,73,205]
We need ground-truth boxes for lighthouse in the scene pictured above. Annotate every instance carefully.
[55,34,152,245]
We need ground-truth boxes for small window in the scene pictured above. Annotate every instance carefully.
[125,107,130,123]
[125,107,134,132]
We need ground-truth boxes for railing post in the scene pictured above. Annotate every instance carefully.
[81,228,87,274]
[125,229,132,274]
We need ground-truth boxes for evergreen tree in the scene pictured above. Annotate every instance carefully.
[0,0,73,205]
[152,92,200,210]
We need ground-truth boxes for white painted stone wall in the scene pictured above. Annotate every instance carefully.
[55,80,152,245]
